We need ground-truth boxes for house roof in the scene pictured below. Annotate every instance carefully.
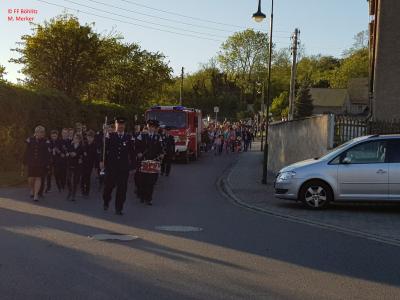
[348,78,369,104]
[310,88,348,107]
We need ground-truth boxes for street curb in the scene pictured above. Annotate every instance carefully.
[216,156,400,248]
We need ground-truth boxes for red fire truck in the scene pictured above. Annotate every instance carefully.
[145,106,202,162]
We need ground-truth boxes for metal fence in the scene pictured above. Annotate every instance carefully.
[334,116,400,146]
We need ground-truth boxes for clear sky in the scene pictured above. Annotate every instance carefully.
[1,0,369,82]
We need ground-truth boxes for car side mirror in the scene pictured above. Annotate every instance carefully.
[342,157,352,164]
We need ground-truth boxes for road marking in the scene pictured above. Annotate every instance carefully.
[90,234,139,241]
[155,226,203,232]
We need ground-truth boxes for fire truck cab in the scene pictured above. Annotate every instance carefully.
[145,106,202,162]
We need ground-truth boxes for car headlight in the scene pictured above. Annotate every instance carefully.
[276,171,296,182]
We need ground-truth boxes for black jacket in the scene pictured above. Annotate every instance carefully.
[54,139,70,165]
[104,132,134,172]
[135,133,163,161]
[23,137,49,168]
[47,139,58,165]
[82,141,99,169]
[66,143,84,169]
[162,134,176,157]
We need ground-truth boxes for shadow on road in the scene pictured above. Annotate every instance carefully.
[0,225,202,300]
[2,152,400,294]
[277,200,400,213]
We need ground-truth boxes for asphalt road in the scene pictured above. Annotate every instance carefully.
[1,152,400,300]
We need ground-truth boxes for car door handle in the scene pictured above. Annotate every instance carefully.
[376,169,387,174]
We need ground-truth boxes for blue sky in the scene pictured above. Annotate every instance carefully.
[1,0,369,82]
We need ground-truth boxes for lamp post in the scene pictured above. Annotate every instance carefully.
[253,0,273,184]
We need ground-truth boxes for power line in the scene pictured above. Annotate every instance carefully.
[36,0,225,42]
[116,0,245,29]
[62,0,229,39]
[83,0,237,34]
[41,0,291,42]
[79,0,293,37]
[116,0,292,34]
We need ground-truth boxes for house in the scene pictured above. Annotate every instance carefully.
[345,78,369,115]
[310,88,349,115]
[310,78,370,116]
[369,0,400,121]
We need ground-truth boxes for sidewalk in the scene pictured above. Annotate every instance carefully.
[222,142,400,247]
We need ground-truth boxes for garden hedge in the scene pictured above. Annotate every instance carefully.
[0,82,134,171]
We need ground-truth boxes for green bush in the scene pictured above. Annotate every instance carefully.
[0,83,133,171]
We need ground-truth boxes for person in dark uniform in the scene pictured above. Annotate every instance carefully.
[66,133,84,201]
[38,130,53,197]
[243,128,252,152]
[133,124,145,196]
[101,117,134,215]
[68,128,75,142]
[135,119,163,206]
[53,128,70,191]
[133,125,141,137]
[160,126,175,176]
[81,130,99,197]
[23,125,50,202]
[95,128,104,187]
[43,130,59,193]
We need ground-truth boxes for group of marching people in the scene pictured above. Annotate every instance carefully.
[23,118,175,215]
[201,121,255,155]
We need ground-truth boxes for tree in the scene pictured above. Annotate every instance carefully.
[218,29,269,104]
[295,81,314,118]
[86,39,172,108]
[11,14,105,98]
[269,49,291,106]
[0,65,6,82]
[183,66,242,119]
[343,30,369,56]
[270,91,289,121]
[329,48,369,88]
[154,64,242,119]
[297,55,340,88]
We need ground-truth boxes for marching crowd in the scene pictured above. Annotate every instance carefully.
[201,121,255,155]
[23,117,257,215]
[23,118,175,215]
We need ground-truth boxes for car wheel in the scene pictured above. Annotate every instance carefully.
[299,180,332,209]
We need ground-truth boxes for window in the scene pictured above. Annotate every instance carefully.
[387,140,400,163]
[146,111,187,129]
[339,141,387,164]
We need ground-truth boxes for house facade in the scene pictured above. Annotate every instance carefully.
[369,0,400,121]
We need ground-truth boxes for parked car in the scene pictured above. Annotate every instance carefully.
[274,135,400,209]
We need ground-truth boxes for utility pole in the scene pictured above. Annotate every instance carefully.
[260,81,265,151]
[256,77,265,151]
[179,67,184,105]
[288,28,300,121]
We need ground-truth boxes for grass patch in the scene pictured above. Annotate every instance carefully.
[0,170,26,188]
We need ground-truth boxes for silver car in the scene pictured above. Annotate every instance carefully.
[274,135,400,209]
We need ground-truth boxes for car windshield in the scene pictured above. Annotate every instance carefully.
[318,136,369,160]
[147,111,187,129]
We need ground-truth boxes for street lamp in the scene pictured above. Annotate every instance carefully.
[253,0,273,185]
[252,0,267,22]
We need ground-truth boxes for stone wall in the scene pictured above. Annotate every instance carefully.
[268,115,334,174]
